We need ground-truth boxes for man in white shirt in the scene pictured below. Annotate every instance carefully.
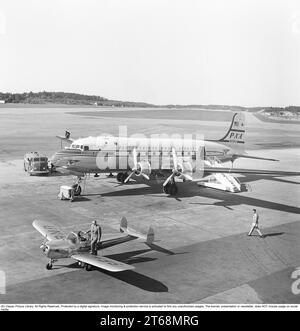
[248,209,264,238]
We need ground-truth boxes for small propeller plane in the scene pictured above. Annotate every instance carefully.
[50,112,300,195]
[33,217,154,272]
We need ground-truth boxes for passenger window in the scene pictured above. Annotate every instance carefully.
[84,146,89,151]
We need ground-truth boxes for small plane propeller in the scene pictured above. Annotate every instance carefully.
[163,148,193,187]
[40,235,48,252]
[124,148,150,183]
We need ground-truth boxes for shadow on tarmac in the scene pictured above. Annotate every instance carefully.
[99,180,300,215]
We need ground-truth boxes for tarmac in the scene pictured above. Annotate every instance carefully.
[0,106,299,304]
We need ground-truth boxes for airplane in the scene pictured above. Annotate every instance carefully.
[33,217,154,271]
[50,112,300,195]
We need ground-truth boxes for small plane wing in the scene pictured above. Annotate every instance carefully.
[71,254,135,272]
[32,220,66,241]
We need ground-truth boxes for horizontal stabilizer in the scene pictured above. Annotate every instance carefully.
[120,216,154,243]
[71,254,135,272]
[56,135,74,143]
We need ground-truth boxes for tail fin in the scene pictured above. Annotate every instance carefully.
[218,113,245,145]
[120,216,128,232]
[146,227,155,244]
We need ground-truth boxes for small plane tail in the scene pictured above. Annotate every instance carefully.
[146,227,155,244]
[120,216,128,231]
[120,216,154,243]
[218,113,245,146]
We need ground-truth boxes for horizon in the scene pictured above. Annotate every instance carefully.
[0,90,299,108]
[0,0,299,107]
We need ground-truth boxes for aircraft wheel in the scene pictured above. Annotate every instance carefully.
[85,264,93,271]
[163,183,171,194]
[121,172,128,183]
[117,172,123,182]
[46,263,53,270]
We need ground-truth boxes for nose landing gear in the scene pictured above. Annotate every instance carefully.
[46,259,56,270]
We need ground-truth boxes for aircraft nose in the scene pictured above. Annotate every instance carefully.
[50,153,59,166]
[50,152,65,168]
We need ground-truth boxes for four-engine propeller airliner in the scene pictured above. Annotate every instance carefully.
[33,217,154,271]
[50,113,300,195]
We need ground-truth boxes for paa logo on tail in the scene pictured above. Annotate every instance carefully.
[219,113,245,144]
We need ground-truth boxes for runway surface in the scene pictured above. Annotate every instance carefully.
[0,106,299,304]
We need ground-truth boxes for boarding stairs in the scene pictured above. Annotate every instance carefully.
[198,157,243,193]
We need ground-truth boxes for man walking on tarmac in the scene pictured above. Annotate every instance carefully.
[248,209,264,238]
[90,220,102,255]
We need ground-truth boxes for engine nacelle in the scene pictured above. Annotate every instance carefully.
[136,160,151,177]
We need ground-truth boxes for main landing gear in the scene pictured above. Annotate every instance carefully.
[163,181,178,196]
[78,261,93,271]
[117,172,128,183]
[46,259,56,270]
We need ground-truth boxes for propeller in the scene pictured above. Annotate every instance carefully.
[163,148,193,187]
[124,148,150,183]
[40,235,48,252]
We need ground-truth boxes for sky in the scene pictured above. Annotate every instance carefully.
[0,0,299,107]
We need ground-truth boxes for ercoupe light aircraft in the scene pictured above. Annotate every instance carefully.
[51,113,300,195]
[33,217,154,271]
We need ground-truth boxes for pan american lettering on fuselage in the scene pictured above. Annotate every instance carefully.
[50,112,299,195]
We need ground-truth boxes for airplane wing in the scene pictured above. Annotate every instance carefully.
[32,219,66,241]
[232,154,279,162]
[55,166,85,177]
[203,167,300,176]
[71,254,135,272]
